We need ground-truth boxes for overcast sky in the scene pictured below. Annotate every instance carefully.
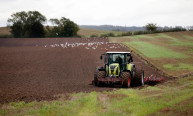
[0,0,193,27]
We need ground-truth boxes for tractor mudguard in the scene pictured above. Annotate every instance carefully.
[127,63,135,72]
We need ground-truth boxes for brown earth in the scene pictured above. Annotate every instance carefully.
[0,37,165,103]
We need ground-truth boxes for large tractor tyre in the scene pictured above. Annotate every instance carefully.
[130,67,136,87]
[134,68,144,86]
[96,71,105,86]
[94,68,99,86]
[121,72,132,88]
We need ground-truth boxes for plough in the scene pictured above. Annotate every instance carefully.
[91,74,164,86]
[144,74,164,84]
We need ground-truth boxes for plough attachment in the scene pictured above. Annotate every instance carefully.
[144,74,164,84]
[90,74,164,86]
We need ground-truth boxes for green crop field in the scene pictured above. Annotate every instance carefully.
[1,76,193,116]
[78,28,122,37]
[78,28,108,37]
[110,31,193,77]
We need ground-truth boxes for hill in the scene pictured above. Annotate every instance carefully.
[0,27,11,37]
[80,25,145,32]
[77,28,123,37]
[80,25,193,32]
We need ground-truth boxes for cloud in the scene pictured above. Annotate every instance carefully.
[0,0,193,27]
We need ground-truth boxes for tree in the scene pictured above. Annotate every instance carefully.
[29,22,45,37]
[7,11,46,38]
[48,17,79,37]
[145,23,157,32]
[10,21,23,38]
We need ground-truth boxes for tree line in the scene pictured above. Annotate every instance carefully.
[89,23,187,38]
[80,24,189,32]
[7,11,79,38]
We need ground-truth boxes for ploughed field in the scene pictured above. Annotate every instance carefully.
[0,38,164,103]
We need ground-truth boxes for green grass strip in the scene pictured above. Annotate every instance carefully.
[125,41,188,58]
[163,63,193,71]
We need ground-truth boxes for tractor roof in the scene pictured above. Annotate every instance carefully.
[106,52,131,54]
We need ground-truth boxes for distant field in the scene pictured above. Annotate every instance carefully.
[110,31,193,77]
[78,28,122,37]
[0,27,11,37]
[0,27,121,38]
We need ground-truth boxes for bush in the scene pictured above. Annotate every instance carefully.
[0,34,13,38]
[133,31,147,35]
[108,32,115,37]
[99,33,115,37]
[90,34,99,38]
[145,23,157,32]
[121,32,132,36]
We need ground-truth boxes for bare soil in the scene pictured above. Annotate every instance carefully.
[0,37,165,103]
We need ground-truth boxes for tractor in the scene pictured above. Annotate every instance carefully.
[94,51,144,87]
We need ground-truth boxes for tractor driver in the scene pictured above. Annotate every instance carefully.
[127,54,133,63]
[116,56,123,70]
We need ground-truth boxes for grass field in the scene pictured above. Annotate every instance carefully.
[110,31,193,77]
[0,27,11,35]
[77,28,122,37]
[1,76,193,116]
[0,27,12,38]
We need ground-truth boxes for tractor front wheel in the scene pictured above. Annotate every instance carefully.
[121,72,131,88]
[96,71,105,86]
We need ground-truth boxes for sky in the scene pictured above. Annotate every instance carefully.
[0,0,193,27]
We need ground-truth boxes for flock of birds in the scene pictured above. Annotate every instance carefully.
[42,41,127,50]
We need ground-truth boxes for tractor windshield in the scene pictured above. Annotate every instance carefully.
[107,53,128,71]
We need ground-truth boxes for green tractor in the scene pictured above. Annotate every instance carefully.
[94,51,144,87]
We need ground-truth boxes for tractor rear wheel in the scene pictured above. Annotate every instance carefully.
[130,67,136,87]
[134,68,144,86]
[96,71,105,86]
[121,72,131,88]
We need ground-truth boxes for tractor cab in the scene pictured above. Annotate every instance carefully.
[101,52,133,77]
